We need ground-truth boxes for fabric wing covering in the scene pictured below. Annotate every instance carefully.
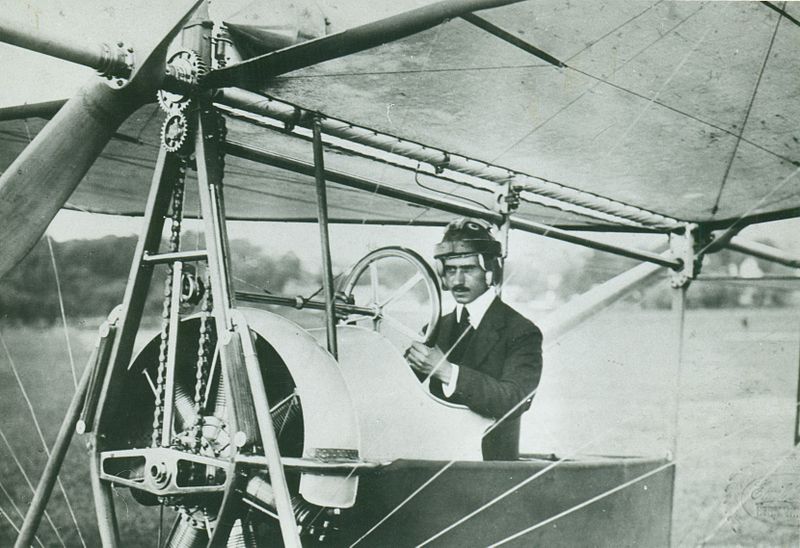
[1,0,798,230]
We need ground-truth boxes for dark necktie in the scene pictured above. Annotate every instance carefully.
[459,307,470,333]
[449,308,472,363]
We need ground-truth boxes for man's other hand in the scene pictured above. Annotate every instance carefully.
[405,342,453,384]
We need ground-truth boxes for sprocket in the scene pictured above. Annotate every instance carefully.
[161,113,191,153]
[158,49,207,114]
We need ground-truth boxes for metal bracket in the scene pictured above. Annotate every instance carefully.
[284,106,303,132]
[432,152,450,174]
[97,41,135,89]
[668,223,712,288]
[494,179,521,258]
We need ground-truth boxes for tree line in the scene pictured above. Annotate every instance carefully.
[0,235,312,324]
[1,235,795,325]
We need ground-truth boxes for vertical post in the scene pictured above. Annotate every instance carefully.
[196,107,234,331]
[669,285,687,459]
[666,283,686,548]
[794,326,800,445]
[14,364,92,548]
[312,115,338,358]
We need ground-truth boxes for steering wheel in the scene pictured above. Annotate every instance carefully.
[337,246,441,346]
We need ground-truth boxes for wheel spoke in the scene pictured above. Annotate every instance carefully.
[203,341,221,412]
[378,272,423,308]
[344,314,375,323]
[338,247,440,347]
[381,313,423,340]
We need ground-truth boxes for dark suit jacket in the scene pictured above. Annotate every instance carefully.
[430,297,543,460]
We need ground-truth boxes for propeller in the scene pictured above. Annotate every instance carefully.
[0,0,204,279]
[203,0,525,90]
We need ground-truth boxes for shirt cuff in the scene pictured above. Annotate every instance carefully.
[442,364,459,397]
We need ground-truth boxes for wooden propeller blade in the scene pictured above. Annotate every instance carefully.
[0,81,144,279]
[0,99,67,121]
[203,0,525,90]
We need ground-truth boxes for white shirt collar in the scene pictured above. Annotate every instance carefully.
[455,287,496,329]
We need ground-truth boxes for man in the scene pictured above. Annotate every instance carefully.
[405,218,543,460]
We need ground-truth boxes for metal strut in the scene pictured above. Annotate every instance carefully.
[312,115,339,358]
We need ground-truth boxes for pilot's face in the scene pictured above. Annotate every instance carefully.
[443,254,489,304]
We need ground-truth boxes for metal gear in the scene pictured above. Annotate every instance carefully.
[161,113,190,153]
[158,49,207,113]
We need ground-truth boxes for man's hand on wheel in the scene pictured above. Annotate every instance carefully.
[405,341,453,384]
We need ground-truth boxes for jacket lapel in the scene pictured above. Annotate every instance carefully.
[465,298,504,370]
[436,311,458,353]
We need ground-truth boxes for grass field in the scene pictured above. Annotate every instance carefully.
[0,307,798,546]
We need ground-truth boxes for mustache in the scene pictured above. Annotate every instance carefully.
[451,285,468,292]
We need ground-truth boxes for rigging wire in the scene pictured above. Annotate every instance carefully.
[489,3,705,164]
[412,281,795,548]
[413,168,490,213]
[672,418,798,545]
[697,165,800,258]
[604,27,712,159]
[0,477,46,548]
[263,6,800,178]
[348,462,458,547]
[487,462,675,547]
[0,478,26,528]
[710,3,784,215]
[700,443,800,544]
[0,504,21,536]
[415,421,622,547]
[425,395,780,547]
[349,321,529,547]
[355,263,665,547]
[568,64,799,169]
[46,235,78,389]
[274,63,550,78]
[0,331,87,547]
[264,3,798,175]
[565,0,665,63]
[0,426,66,547]
[373,21,446,228]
